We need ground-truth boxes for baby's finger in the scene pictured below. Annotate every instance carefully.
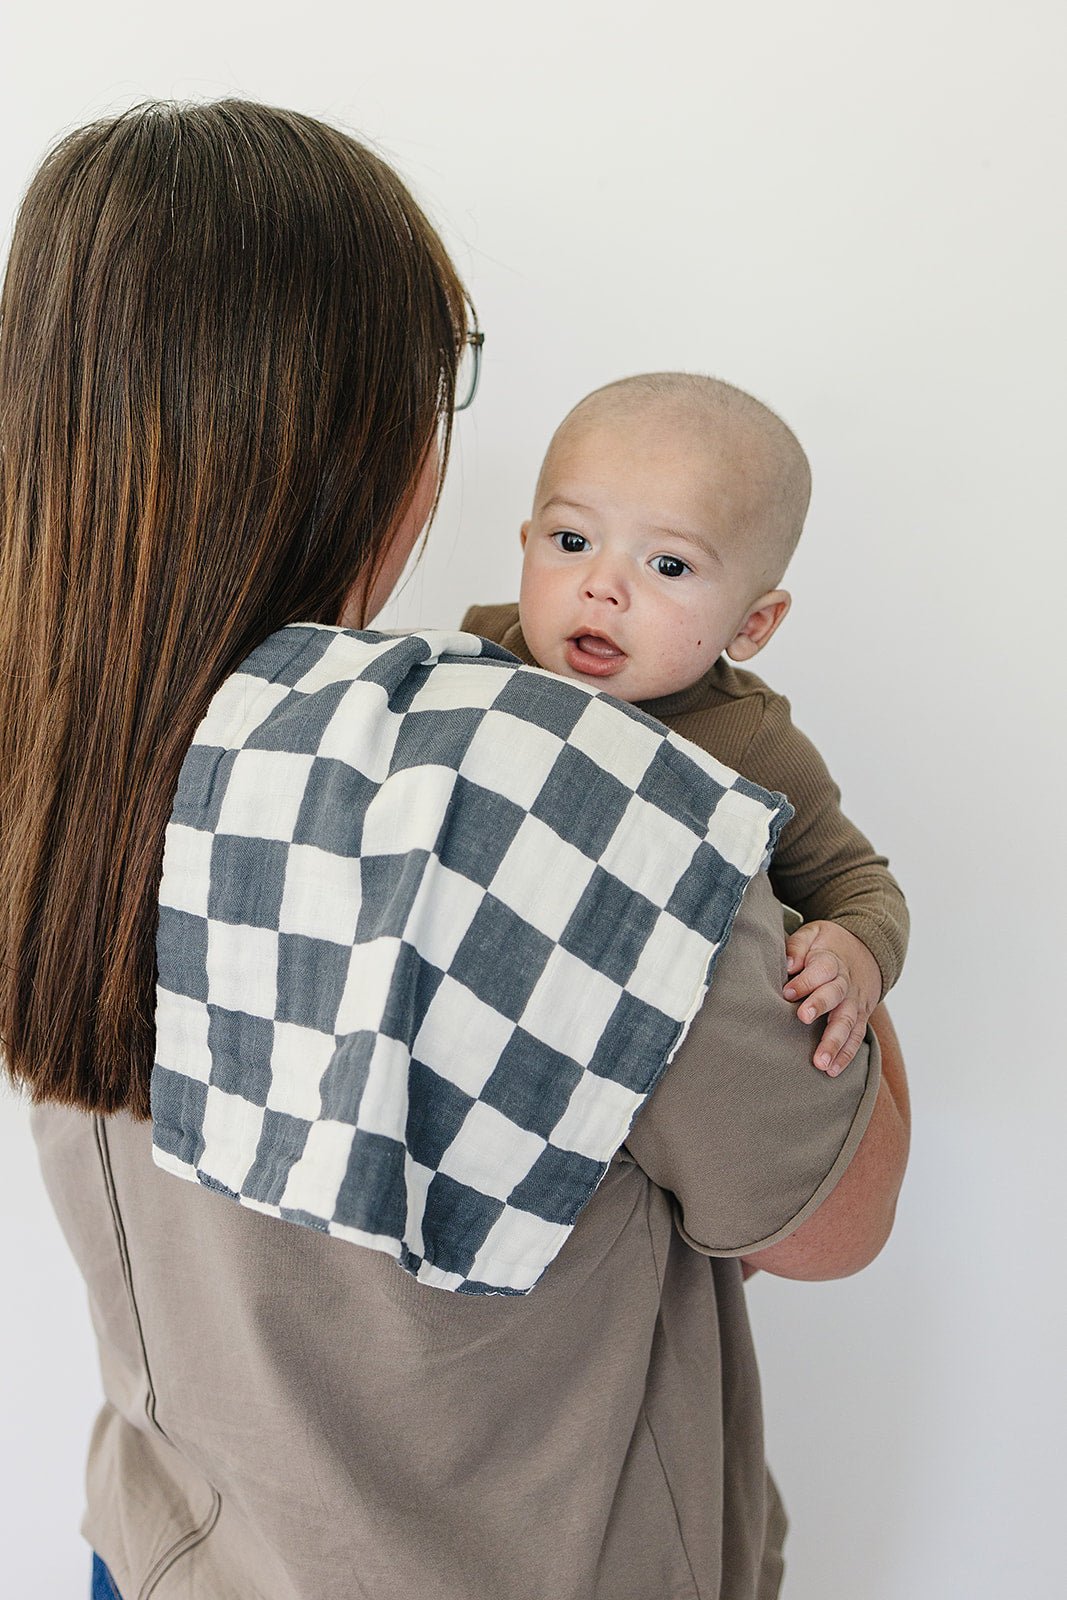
[836,1020,869,1076]
[783,950,840,1002]
[784,922,819,975]
[817,1014,867,1077]
[795,975,849,1025]
[819,1004,857,1068]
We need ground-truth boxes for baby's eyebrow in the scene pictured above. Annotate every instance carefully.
[539,496,595,518]
[649,525,725,567]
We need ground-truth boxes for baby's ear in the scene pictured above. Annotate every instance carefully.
[726,590,791,662]
[520,520,530,550]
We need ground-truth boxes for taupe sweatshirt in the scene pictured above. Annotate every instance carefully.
[33,874,878,1600]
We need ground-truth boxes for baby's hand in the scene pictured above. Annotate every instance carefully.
[783,921,882,1076]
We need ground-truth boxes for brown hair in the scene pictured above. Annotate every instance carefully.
[0,100,468,1116]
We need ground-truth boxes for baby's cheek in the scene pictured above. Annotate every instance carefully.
[519,585,569,670]
[663,618,706,664]
[651,617,724,691]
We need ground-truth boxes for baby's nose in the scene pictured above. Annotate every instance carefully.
[582,560,627,606]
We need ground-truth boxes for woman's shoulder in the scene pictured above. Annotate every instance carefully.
[189,623,791,848]
[460,602,537,666]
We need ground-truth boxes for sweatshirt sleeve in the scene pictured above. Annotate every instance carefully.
[624,872,881,1254]
[742,693,909,995]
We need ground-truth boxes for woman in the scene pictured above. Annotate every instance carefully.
[1,102,908,1598]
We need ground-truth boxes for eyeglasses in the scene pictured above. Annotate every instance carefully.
[454,329,484,412]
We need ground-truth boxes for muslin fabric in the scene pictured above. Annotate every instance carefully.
[152,625,790,1293]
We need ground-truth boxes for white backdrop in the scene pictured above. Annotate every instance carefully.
[2,3,1064,1595]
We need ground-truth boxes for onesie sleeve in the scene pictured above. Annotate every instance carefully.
[742,693,909,994]
[459,602,520,644]
[624,871,881,1256]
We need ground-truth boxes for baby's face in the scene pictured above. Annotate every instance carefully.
[519,413,769,703]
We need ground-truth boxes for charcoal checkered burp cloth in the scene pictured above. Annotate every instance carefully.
[152,624,791,1294]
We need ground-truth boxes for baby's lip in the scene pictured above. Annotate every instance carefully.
[567,629,625,658]
[565,630,629,678]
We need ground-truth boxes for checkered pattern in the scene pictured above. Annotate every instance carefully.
[152,624,791,1295]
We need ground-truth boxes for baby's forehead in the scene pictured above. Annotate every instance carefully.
[540,396,756,495]
[568,386,762,453]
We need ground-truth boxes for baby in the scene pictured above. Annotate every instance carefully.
[463,373,908,1075]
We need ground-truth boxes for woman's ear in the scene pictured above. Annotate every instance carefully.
[726,590,791,662]
[520,520,530,550]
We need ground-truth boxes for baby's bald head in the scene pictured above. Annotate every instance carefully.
[538,372,811,590]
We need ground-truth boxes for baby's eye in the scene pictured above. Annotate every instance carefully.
[553,530,590,554]
[651,555,691,579]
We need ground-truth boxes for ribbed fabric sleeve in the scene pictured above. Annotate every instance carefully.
[460,603,909,995]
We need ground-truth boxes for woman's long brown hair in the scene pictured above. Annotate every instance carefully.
[0,101,468,1116]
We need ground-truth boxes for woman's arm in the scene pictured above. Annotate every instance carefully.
[742,1005,909,1280]
[626,878,908,1280]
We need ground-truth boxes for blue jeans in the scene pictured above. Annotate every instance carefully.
[91,1553,122,1600]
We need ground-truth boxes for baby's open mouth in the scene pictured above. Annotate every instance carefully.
[565,633,628,677]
